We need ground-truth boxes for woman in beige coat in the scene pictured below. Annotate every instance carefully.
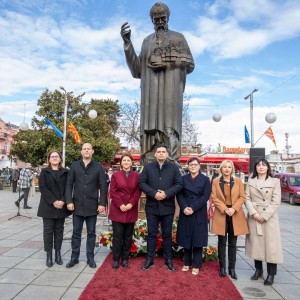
[245,158,283,286]
[211,160,249,279]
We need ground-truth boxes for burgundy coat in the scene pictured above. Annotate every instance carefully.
[108,170,142,223]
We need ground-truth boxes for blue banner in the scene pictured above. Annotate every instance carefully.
[44,118,63,138]
[244,125,250,144]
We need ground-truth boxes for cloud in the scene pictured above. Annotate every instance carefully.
[187,0,300,59]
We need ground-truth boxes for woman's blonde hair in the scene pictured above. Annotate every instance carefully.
[218,160,236,178]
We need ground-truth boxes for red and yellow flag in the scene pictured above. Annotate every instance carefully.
[264,126,276,147]
[68,122,82,143]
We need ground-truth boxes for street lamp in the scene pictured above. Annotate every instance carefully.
[59,86,68,167]
[244,88,258,147]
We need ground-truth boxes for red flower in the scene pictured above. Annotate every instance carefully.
[156,239,162,250]
[130,243,138,253]
[100,237,106,244]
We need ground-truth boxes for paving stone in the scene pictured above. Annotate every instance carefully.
[0,283,27,300]
[14,285,66,300]
[0,268,43,284]
[32,270,79,287]
[61,287,84,300]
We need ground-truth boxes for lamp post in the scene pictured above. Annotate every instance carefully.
[60,87,68,167]
[244,89,258,147]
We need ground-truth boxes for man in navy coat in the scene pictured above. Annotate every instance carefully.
[139,144,183,271]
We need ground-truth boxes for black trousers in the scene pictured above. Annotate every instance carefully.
[12,180,18,192]
[218,214,237,269]
[255,260,277,275]
[71,214,97,261]
[112,221,135,261]
[19,188,30,206]
[146,213,174,261]
[184,247,203,269]
[43,218,65,252]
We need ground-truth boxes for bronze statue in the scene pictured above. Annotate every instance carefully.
[121,2,194,162]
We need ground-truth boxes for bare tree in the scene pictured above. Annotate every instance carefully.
[181,100,199,147]
[118,98,199,150]
[118,101,141,148]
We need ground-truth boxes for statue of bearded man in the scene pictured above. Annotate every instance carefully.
[121,2,194,163]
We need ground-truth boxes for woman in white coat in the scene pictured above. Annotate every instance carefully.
[245,158,283,286]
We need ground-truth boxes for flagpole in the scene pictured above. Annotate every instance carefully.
[244,89,258,148]
[253,130,267,147]
[60,87,68,168]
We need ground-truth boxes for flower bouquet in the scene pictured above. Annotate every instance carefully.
[98,218,183,257]
[99,231,113,251]
[203,245,218,262]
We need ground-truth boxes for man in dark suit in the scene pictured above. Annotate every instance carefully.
[65,143,107,268]
[138,144,183,271]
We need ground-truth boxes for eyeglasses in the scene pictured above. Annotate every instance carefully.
[50,156,60,159]
[189,163,199,167]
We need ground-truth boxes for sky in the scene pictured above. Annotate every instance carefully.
[0,0,300,155]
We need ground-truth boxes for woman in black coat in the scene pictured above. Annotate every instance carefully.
[177,157,211,275]
[38,150,71,267]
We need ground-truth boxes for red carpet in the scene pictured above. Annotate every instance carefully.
[79,253,243,300]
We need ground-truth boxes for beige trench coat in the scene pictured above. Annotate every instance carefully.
[211,177,249,236]
[245,177,283,264]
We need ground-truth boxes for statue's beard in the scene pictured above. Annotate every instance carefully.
[155,24,168,32]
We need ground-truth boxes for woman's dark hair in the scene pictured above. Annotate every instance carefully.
[251,158,272,179]
[47,150,63,169]
[187,157,200,165]
[120,153,133,169]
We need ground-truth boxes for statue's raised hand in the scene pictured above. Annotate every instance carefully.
[121,22,131,44]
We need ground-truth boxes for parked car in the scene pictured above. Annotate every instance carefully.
[274,173,300,205]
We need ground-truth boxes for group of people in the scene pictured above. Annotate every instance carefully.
[36,142,282,287]
[107,145,282,287]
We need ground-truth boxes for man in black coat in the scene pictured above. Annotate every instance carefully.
[65,143,107,268]
[139,144,183,271]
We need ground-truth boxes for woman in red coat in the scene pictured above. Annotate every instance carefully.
[108,153,141,269]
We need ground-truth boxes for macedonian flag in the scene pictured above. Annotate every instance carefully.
[68,122,82,143]
[264,126,276,147]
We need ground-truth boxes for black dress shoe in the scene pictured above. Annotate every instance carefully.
[87,259,97,268]
[141,259,154,271]
[55,250,63,265]
[14,200,20,208]
[66,259,79,268]
[23,206,32,209]
[165,259,176,272]
[264,275,274,286]
[219,267,226,277]
[122,260,128,268]
[251,269,263,280]
[228,269,238,279]
[112,261,119,269]
[46,251,53,267]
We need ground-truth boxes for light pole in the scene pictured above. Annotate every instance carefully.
[244,88,258,147]
[60,86,68,167]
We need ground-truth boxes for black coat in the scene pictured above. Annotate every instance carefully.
[37,168,71,219]
[176,173,211,248]
[65,160,107,217]
[138,160,183,215]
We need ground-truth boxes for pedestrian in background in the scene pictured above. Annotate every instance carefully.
[38,150,71,267]
[245,158,283,286]
[11,166,19,193]
[16,163,34,209]
[211,160,249,279]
